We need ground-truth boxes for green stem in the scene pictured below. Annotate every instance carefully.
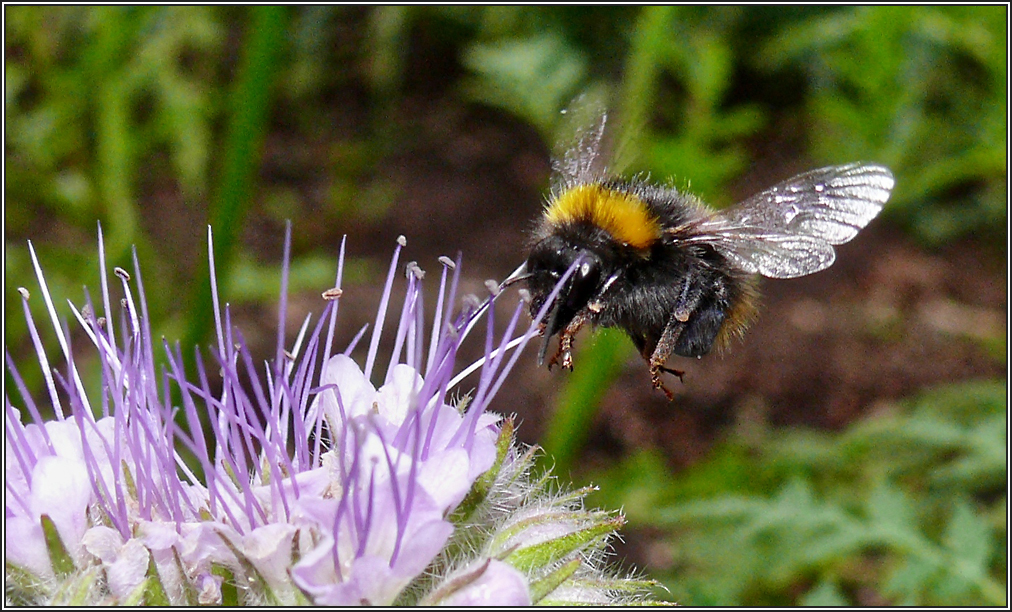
[540,328,631,477]
[184,6,287,355]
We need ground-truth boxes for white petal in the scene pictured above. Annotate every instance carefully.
[437,559,531,606]
[4,515,50,579]
[317,355,377,425]
[416,448,471,510]
[29,456,92,558]
[241,523,298,590]
[105,538,150,599]
[375,364,424,425]
[82,525,124,562]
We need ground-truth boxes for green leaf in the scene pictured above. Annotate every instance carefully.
[217,532,281,606]
[504,515,624,573]
[865,482,918,540]
[935,498,998,603]
[143,552,171,606]
[528,557,581,604]
[461,33,588,135]
[211,563,239,607]
[883,554,935,604]
[40,514,75,577]
[945,499,992,574]
[452,416,515,524]
[800,579,850,606]
[5,560,49,605]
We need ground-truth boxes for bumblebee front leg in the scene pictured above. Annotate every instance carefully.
[547,311,589,371]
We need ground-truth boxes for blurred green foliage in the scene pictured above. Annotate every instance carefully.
[590,381,1007,605]
[5,6,1006,605]
[760,6,1006,243]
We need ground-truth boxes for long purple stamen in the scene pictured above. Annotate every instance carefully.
[364,237,404,380]
[322,236,348,369]
[18,286,64,421]
[95,225,117,356]
[425,258,451,377]
[4,395,36,484]
[6,349,54,454]
[385,265,421,384]
[8,224,595,606]
[274,222,292,381]
[28,241,90,414]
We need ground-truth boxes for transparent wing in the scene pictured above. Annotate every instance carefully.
[551,93,645,192]
[551,96,610,190]
[691,163,895,279]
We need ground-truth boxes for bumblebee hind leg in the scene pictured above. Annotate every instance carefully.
[646,315,688,401]
[643,272,705,400]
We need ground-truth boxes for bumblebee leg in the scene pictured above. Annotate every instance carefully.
[547,311,590,370]
[658,365,685,382]
[555,312,590,370]
[648,313,688,401]
[546,336,572,370]
[546,343,563,370]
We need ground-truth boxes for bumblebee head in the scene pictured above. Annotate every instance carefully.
[525,235,604,364]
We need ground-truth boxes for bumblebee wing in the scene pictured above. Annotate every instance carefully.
[721,163,894,245]
[552,97,610,189]
[689,163,895,279]
[692,227,839,279]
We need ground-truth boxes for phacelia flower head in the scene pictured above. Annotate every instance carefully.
[5,224,662,606]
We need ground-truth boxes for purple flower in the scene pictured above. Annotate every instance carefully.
[5,225,658,606]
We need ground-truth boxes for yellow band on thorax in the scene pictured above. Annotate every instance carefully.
[545,184,660,249]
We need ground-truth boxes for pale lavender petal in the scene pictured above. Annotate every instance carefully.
[439,559,532,606]
[4,515,49,578]
[136,520,180,551]
[416,447,472,510]
[299,516,454,606]
[240,523,299,592]
[387,515,454,582]
[82,526,150,598]
[134,521,197,603]
[105,539,150,599]
[310,555,400,606]
[81,525,123,561]
[290,494,339,534]
[197,571,223,605]
[177,522,238,571]
[291,428,457,605]
[464,423,499,482]
[28,455,92,561]
[314,354,377,426]
[375,364,424,425]
[287,532,338,597]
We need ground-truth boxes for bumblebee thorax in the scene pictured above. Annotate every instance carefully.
[544,183,661,250]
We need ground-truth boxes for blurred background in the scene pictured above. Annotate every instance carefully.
[5,6,1007,605]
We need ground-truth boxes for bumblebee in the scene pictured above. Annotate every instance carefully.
[523,108,895,399]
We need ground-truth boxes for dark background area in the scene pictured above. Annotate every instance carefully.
[5,6,1006,605]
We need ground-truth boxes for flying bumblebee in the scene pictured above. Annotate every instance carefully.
[523,107,895,399]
